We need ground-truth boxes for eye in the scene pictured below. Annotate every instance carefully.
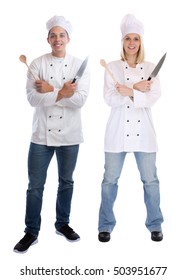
[49,33,55,39]
[59,33,66,38]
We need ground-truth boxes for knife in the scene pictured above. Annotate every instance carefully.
[147,52,167,81]
[71,56,89,83]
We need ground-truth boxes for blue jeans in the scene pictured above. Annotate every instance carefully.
[25,142,79,236]
[98,152,164,233]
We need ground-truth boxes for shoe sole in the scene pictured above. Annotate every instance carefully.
[55,230,80,242]
[13,239,38,254]
[98,238,110,242]
[151,237,163,242]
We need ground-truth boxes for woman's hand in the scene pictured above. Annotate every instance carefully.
[115,83,133,97]
[133,80,152,92]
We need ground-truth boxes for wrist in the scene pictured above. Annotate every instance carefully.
[50,85,54,92]
[56,89,65,101]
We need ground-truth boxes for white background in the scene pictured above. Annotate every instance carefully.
[1,0,185,279]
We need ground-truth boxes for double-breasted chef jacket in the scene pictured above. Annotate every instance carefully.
[26,53,90,147]
[104,60,161,153]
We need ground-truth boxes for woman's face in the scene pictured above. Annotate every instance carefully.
[123,33,141,56]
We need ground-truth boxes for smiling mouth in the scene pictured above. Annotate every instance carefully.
[53,41,64,46]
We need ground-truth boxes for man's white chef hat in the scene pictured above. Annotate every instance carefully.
[46,15,73,36]
[120,14,144,39]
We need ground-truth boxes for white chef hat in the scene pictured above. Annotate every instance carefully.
[46,15,73,36]
[120,14,144,39]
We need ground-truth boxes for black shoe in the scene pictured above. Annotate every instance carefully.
[151,231,163,242]
[56,225,80,241]
[13,232,38,253]
[98,232,110,242]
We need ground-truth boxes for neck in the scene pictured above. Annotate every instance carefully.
[51,50,66,58]
[126,54,137,68]
[127,61,137,68]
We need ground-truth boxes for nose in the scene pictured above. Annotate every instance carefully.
[129,39,135,44]
[53,34,61,41]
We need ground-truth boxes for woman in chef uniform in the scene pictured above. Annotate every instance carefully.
[98,14,164,242]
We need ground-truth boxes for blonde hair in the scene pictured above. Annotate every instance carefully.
[120,36,145,64]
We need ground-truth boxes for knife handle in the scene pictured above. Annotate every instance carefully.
[71,78,76,83]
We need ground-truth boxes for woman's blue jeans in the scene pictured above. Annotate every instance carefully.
[25,142,79,236]
[98,152,164,233]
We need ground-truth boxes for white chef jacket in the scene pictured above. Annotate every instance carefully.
[26,53,90,146]
[104,60,161,153]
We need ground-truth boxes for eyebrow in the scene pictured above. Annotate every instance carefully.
[49,32,66,36]
[125,36,140,41]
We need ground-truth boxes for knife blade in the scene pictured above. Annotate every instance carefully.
[71,56,89,83]
[147,52,166,81]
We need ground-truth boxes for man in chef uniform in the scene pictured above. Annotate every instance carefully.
[14,15,90,253]
[98,14,164,243]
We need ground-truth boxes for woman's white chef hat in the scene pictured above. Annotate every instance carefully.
[46,15,73,36]
[120,14,144,39]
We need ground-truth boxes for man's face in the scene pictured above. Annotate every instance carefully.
[47,26,70,57]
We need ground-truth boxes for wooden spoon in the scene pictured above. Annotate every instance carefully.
[19,55,37,80]
[100,59,117,84]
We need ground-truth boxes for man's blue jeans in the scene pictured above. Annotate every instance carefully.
[98,152,164,233]
[25,142,79,237]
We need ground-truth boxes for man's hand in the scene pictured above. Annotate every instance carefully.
[35,80,54,93]
[56,81,77,101]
